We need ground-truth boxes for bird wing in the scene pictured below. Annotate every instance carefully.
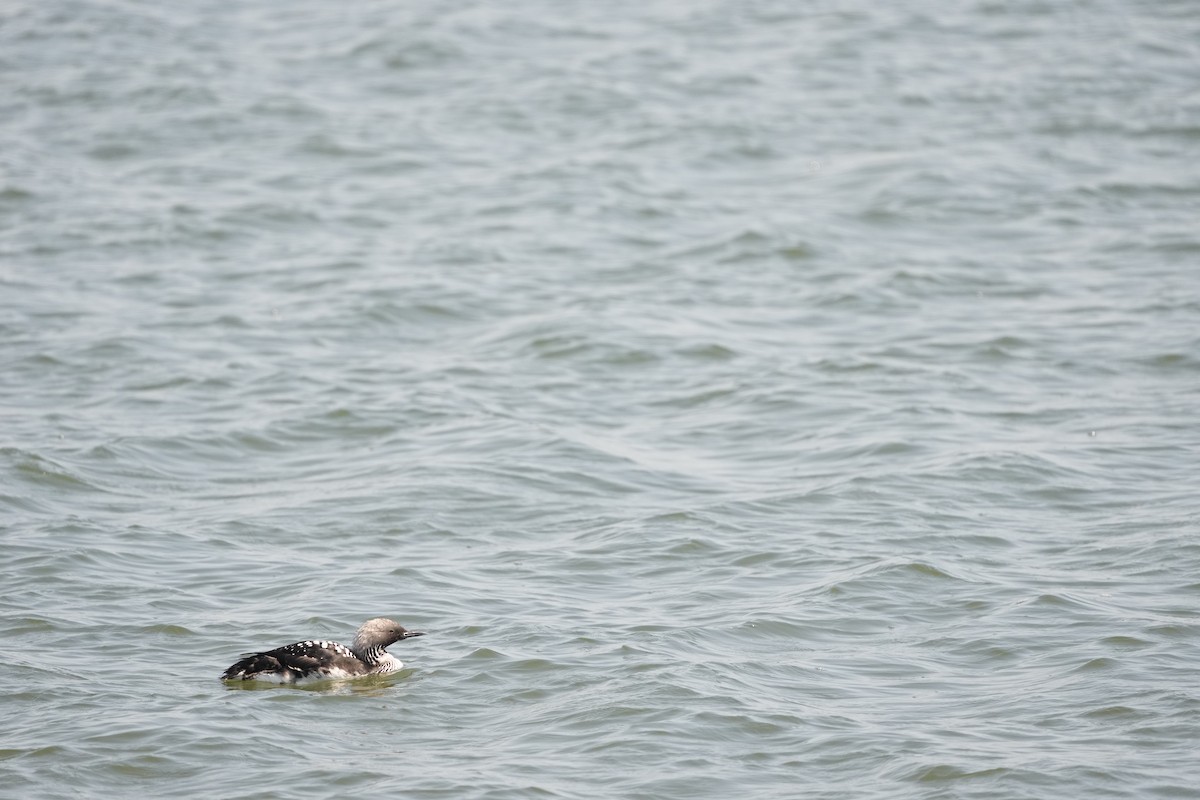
[222,640,358,680]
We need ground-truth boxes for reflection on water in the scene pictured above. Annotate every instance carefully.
[220,673,412,696]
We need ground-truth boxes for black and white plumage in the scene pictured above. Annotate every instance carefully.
[221,618,425,684]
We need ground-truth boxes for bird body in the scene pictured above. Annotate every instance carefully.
[221,618,424,684]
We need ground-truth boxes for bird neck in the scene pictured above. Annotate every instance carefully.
[355,644,386,666]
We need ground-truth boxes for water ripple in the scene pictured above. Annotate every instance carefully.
[3,0,1200,798]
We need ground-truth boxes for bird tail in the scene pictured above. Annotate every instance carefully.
[221,651,282,680]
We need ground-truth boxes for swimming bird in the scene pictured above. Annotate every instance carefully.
[221,618,425,683]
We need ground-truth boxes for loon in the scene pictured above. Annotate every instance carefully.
[221,618,425,683]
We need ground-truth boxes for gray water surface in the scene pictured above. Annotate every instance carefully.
[3,1,1200,798]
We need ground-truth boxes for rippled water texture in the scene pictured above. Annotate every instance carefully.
[3,1,1200,798]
